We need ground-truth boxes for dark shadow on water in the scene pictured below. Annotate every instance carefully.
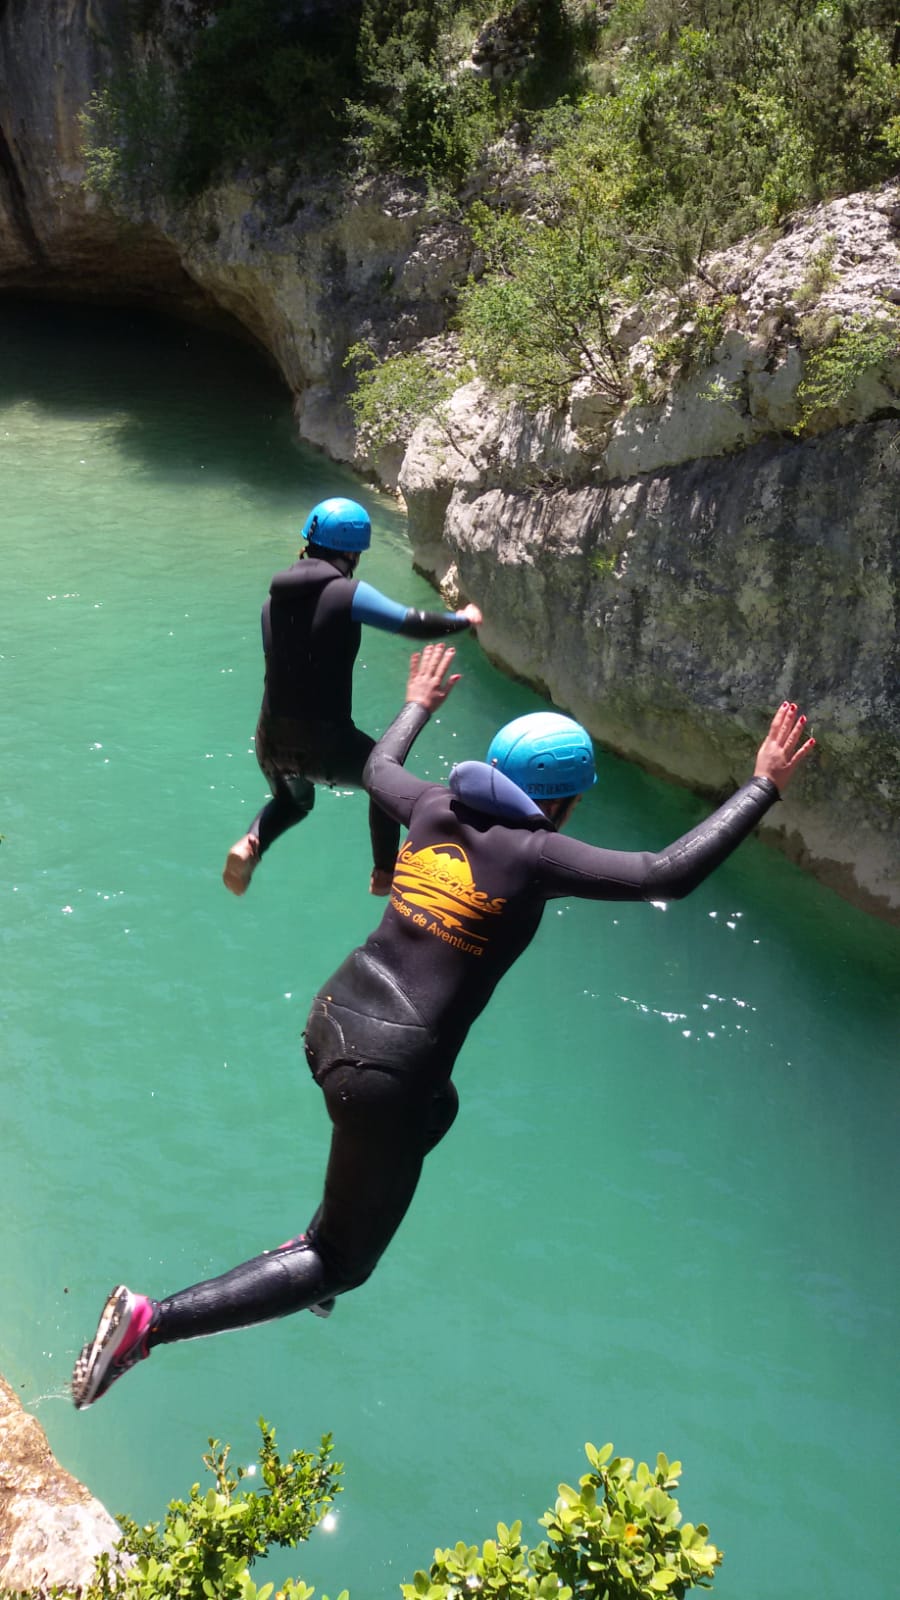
[0,297,342,498]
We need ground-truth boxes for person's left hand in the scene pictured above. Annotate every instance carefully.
[754,702,816,793]
[406,643,461,711]
[461,602,483,627]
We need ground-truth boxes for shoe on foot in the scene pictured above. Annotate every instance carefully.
[72,1286,154,1409]
[223,835,260,896]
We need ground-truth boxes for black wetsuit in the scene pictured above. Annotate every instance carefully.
[248,551,472,873]
[152,702,779,1345]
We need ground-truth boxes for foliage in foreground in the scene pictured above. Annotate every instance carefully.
[405,1444,722,1600]
[2,1422,344,1600]
[1,1428,721,1600]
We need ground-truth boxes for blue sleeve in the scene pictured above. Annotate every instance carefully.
[351,581,471,638]
[351,581,411,632]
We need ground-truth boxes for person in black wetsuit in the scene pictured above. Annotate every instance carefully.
[223,495,482,898]
[72,645,815,1408]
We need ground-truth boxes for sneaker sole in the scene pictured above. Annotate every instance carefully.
[71,1285,134,1409]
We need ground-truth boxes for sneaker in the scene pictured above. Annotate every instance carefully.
[72,1286,154,1409]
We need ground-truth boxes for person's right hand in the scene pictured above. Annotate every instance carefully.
[406,643,461,711]
[461,602,483,627]
[754,702,816,793]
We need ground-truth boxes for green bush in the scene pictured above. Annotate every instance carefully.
[454,0,900,410]
[404,1443,722,1600]
[2,1421,344,1600]
[345,342,470,452]
[349,61,496,187]
[80,62,181,206]
[647,297,738,389]
[459,201,629,410]
[79,0,900,421]
[1,1431,721,1600]
[174,0,358,192]
[796,309,900,429]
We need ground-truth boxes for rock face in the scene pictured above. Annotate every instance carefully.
[0,0,473,463]
[402,403,899,918]
[0,1374,121,1592]
[0,0,898,920]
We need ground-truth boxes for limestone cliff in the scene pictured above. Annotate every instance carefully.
[403,407,899,918]
[0,1374,121,1592]
[0,0,897,919]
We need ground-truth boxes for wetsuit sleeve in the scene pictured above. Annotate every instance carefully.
[536,777,780,902]
[363,702,436,825]
[352,581,472,638]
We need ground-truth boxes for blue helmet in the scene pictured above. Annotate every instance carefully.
[486,711,597,799]
[301,497,371,552]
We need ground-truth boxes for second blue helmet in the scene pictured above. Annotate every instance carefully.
[301,497,372,552]
[486,711,597,799]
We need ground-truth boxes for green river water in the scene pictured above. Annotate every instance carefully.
[0,301,897,1598]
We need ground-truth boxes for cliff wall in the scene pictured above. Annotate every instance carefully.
[0,1374,121,1591]
[0,0,897,918]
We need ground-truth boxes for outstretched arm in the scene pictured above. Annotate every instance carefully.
[538,703,816,902]
[352,581,482,638]
[363,644,462,826]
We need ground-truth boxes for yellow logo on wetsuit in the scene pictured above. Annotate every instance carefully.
[391,840,506,955]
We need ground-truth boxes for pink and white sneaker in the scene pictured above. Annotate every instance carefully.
[72,1285,155,1409]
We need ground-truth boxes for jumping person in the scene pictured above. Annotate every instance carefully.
[73,645,814,1408]
[222,497,482,898]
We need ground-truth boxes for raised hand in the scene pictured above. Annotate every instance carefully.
[754,702,816,794]
[406,642,461,711]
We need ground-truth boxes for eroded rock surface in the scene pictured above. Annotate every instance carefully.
[0,1374,121,1593]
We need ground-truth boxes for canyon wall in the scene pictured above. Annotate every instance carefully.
[1,0,897,918]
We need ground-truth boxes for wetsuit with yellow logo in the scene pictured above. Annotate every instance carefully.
[149,699,780,1347]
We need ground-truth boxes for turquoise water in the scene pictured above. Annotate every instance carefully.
[1,301,897,1599]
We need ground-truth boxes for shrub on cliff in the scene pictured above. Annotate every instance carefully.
[0,1430,722,1600]
[455,0,900,409]
[403,1444,723,1600]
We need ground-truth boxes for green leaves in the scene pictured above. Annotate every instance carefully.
[410,1440,721,1600]
[459,203,628,412]
[40,1421,343,1600]
[344,341,470,454]
[28,1424,719,1600]
[796,309,900,431]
